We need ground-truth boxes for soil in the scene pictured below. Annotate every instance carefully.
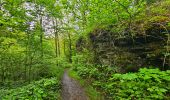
[61,70,88,100]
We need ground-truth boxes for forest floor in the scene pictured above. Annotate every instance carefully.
[61,70,88,100]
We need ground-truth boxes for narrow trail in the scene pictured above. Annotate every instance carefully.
[61,70,88,100]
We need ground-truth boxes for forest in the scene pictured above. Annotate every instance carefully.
[0,0,170,100]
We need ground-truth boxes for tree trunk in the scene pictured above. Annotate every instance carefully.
[40,16,43,58]
[68,33,72,63]
[63,39,66,56]
[55,32,58,57]
[57,33,60,57]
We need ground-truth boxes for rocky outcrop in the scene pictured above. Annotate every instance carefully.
[76,16,170,72]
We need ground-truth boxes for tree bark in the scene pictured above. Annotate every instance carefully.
[68,32,72,63]
[40,16,43,58]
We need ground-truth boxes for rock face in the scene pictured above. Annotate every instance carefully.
[77,18,170,72]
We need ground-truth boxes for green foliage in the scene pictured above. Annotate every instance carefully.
[72,63,170,99]
[57,57,72,68]
[105,68,170,99]
[0,0,60,86]
[73,61,118,81]
[0,0,170,99]
[0,78,61,100]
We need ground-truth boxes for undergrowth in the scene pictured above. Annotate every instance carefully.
[72,64,170,100]
[68,69,104,100]
[0,78,61,100]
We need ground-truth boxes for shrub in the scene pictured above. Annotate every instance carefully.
[0,78,61,100]
[105,68,170,99]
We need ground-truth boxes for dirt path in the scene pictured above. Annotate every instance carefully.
[61,70,88,100]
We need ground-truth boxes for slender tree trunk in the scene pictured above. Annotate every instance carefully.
[1,54,4,82]
[57,33,60,56]
[24,33,30,82]
[63,39,66,56]
[54,32,58,57]
[28,48,33,83]
[68,32,72,63]
[2,67,4,82]
[28,58,32,83]
[53,18,60,58]
[0,53,2,82]
[40,16,43,58]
